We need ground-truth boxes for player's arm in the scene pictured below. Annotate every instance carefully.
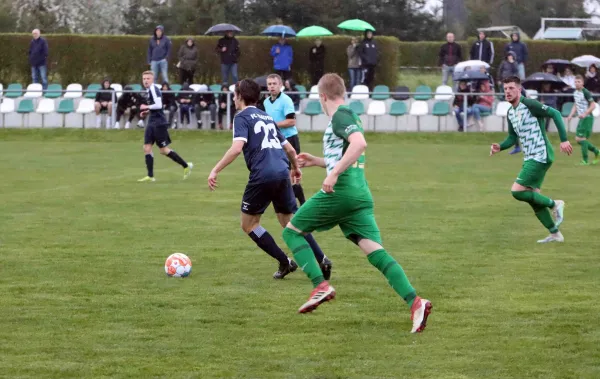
[208,118,247,190]
[582,89,596,117]
[277,113,296,128]
[492,118,517,154]
[146,85,162,110]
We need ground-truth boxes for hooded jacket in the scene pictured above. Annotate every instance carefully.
[497,52,519,83]
[148,25,172,63]
[585,65,600,93]
[95,79,114,103]
[359,31,378,67]
[309,44,326,70]
[216,35,240,65]
[270,42,293,71]
[469,36,494,64]
[117,85,143,110]
[28,37,48,67]
[178,38,198,71]
[161,83,177,108]
[504,33,528,64]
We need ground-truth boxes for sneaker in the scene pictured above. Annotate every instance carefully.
[509,146,521,155]
[298,281,336,314]
[137,176,155,182]
[137,120,145,128]
[114,121,120,129]
[273,259,298,279]
[124,122,131,129]
[537,231,564,243]
[552,200,565,227]
[593,152,600,165]
[410,296,432,333]
[183,162,193,180]
[197,121,203,129]
[210,121,216,129]
[577,160,590,166]
[320,257,333,280]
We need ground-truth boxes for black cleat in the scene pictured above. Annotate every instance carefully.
[320,257,333,280]
[273,259,298,279]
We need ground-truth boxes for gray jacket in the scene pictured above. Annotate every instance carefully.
[347,44,360,69]
[178,38,198,71]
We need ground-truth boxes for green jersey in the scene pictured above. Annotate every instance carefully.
[574,88,594,116]
[499,97,568,164]
[323,105,368,191]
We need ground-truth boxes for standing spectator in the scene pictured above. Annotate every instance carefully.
[216,31,240,85]
[308,39,325,86]
[270,38,293,81]
[585,64,600,95]
[177,37,198,85]
[194,86,217,129]
[177,83,194,128]
[439,32,462,85]
[161,82,178,129]
[147,25,171,84]
[28,29,48,90]
[217,84,235,129]
[347,37,361,90]
[94,78,114,129]
[496,52,519,92]
[359,30,379,90]
[114,85,144,129]
[469,31,494,65]
[284,79,300,111]
[504,32,528,79]
[472,80,494,131]
[453,81,475,132]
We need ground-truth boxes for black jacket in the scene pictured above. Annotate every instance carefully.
[469,38,494,64]
[118,86,143,109]
[309,45,325,69]
[585,76,600,93]
[504,33,528,64]
[216,36,240,64]
[439,42,462,66]
[161,85,177,108]
[453,87,475,107]
[358,35,378,67]
[28,37,48,67]
[195,91,215,104]
[95,80,114,102]
[177,85,194,103]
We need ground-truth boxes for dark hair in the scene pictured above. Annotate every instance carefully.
[235,79,260,106]
[503,76,521,85]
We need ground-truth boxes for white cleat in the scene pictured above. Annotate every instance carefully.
[410,296,432,333]
[537,231,564,243]
[552,200,565,227]
[183,162,193,180]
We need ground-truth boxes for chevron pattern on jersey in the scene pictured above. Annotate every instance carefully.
[574,90,590,115]
[508,103,548,163]
[323,123,344,174]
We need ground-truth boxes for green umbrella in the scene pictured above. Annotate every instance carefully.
[337,19,375,32]
[296,25,334,37]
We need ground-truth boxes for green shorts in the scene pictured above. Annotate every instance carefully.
[291,189,382,244]
[576,117,594,139]
[516,160,552,189]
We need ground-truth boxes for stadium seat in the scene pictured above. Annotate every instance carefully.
[302,100,327,130]
[36,98,55,113]
[228,84,235,92]
[414,85,432,101]
[85,84,101,99]
[389,101,408,131]
[296,84,307,99]
[561,102,574,117]
[366,100,389,131]
[170,84,182,96]
[349,100,365,115]
[308,85,319,99]
[429,101,451,131]
[36,98,62,128]
[350,85,369,100]
[127,84,143,92]
[593,103,600,117]
[561,102,576,132]
[303,100,322,115]
[58,99,79,128]
[526,89,538,100]
[0,83,3,97]
[434,85,453,101]
[409,101,429,131]
[487,101,511,132]
[17,99,35,127]
[0,98,15,127]
[110,83,123,99]
[392,85,410,101]
[372,85,390,100]
[210,84,221,93]
[75,98,96,128]
[64,84,83,98]
[45,84,62,99]
[23,83,43,98]
[5,83,23,98]
[189,84,203,92]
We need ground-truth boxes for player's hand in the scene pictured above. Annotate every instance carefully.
[140,110,148,118]
[276,48,280,54]
[322,173,338,193]
[490,143,501,156]
[140,104,149,111]
[297,153,316,168]
[560,141,573,155]
[200,101,207,107]
[291,167,302,184]
[208,170,219,191]
[579,114,586,119]
[567,116,572,123]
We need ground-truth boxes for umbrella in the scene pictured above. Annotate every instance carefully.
[337,19,375,32]
[522,72,565,91]
[454,60,490,73]
[541,59,573,73]
[254,75,268,88]
[204,23,242,35]
[453,70,490,82]
[297,25,333,37]
[261,25,296,37]
[572,55,600,68]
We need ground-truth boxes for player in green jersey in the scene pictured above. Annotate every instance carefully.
[280,73,432,333]
[567,75,599,165]
[491,76,573,243]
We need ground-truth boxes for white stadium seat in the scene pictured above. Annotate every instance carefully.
[366,100,388,131]
[409,100,429,116]
[1,98,15,113]
[64,84,83,98]
[36,98,55,113]
[0,83,3,97]
[229,84,235,92]
[110,83,123,99]
[593,103,600,117]
[23,83,43,98]
[350,85,369,100]
[495,101,511,116]
[36,98,62,128]
[526,89,538,100]
[189,84,203,92]
[308,85,319,99]
[76,98,95,113]
[1,99,18,127]
[434,85,453,101]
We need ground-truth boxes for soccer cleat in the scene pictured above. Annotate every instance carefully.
[410,296,432,333]
[537,231,564,243]
[273,259,298,279]
[552,200,565,227]
[320,256,333,280]
[137,176,156,182]
[509,146,522,155]
[576,160,590,166]
[298,281,336,314]
[183,163,193,180]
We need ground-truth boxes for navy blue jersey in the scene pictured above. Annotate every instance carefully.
[146,84,168,126]
[233,106,290,184]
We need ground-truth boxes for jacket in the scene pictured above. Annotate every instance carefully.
[439,42,462,66]
[177,85,194,103]
[161,84,177,108]
[117,86,143,110]
[453,86,475,107]
[585,75,600,93]
[147,25,171,63]
[309,45,325,69]
[95,79,114,103]
[195,90,215,105]
[477,81,494,108]
[469,38,494,64]
[497,52,519,82]
[178,38,198,71]
[347,44,361,68]
[271,43,293,71]
[504,33,528,64]
[358,32,378,67]
[216,36,240,64]
[28,37,48,67]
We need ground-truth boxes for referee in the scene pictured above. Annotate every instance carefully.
[263,74,306,205]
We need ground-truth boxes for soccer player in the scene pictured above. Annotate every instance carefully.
[208,79,331,280]
[280,73,432,334]
[490,76,573,243]
[567,75,599,165]
[138,71,193,182]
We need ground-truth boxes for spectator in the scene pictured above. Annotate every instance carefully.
[177,37,198,85]
[359,30,379,90]
[453,81,475,132]
[561,67,576,89]
[439,32,462,85]
[28,29,48,90]
[309,39,326,86]
[496,52,519,92]
[504,32,528,79]
[217,84,235,129]
[161,82,178,129]
[347,37,362,90]
[216,31,240,85]
[469,31,494,65]
[114,85,144,129]
[284,79,300,111]
[539,83,558,131]
[585,64,600,95]
[472,80,494,131]
[544,64,556,75]
[270,38,293,81]
[177,83,194,128]
[479,66,495,88]
[147,25,171,84]
[94,78,114,129]
[194,86,217,129]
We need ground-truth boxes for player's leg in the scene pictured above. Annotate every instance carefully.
[584,118,599,164]
[94,102,102,128]
[138,141,156,182]
[286,135,306,205]
[156,127,192,178]
[105,102,113,129]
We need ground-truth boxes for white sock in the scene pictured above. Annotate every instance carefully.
[125,122,130,129]
[105,117,111,128]
[96,115,101,128]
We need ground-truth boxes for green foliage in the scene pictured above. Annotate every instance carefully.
[398,41,470,68]
[0,33,399,87]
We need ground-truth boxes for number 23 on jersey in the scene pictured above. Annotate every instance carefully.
[254,121,282,150]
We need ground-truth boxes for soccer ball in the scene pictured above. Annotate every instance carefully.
[164,253,192,278]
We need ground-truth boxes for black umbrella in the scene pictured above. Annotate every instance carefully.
[254,75,268,88]
[453,70,489,81]
[541,59,573,74]
[205,23,242,35]
[522,72,565,91]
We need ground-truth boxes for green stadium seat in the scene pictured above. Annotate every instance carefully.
[349,100,365,115]
[45,84,62,99]
[414,85,432,101]
[372,85,390,100]
[57,98,75,113]
[432,101,450,116]
[209,84,221,93]
[296,84,307,99]
[170,84,182,96]
[85,83,101,99]
[17,99,34,113]
[389,101,408,116]
[5,83,23,98]
[561,102,574,117]
[303,100,322,115]
[127,84,143,92]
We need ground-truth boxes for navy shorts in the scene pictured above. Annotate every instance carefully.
[144,124,171,147]
[241,178,298,215]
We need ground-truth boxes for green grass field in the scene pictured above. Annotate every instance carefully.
[1,129,599,379]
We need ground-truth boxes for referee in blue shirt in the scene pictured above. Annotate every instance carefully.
[263,74,306,205]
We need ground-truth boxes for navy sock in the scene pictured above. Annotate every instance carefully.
[248,226,289,265]
[145,154,154,177]
[167,150,188,168]
[304,233,325,262]
[292,184,306,205]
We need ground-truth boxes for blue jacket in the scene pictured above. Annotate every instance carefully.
[147,25,171,63]
[504,33,528,64]
[29,37,48,67]
[270,43,293,71]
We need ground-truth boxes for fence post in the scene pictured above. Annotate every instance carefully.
[463,94,468,133]
[111,91,117,130]
[226,91,231,130]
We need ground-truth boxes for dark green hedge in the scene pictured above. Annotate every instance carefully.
[0,34,399,87]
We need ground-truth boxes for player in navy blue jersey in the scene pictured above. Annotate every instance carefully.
[208,79,331,280]
[138,71,193,182]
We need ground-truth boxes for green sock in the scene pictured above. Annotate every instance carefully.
[530,204,559,233]
[579,140,589,162]
[587,141,599,155]
[512,191,555,208]
[282,228,324,287]
[367,249,417,307]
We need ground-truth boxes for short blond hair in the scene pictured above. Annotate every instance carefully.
[318,73,346,100]
[142,70,154,77]
[266,74,282,84]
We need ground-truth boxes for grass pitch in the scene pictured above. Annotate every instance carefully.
[0,129,599,379]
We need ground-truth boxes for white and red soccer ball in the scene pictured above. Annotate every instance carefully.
[164,253,192,278]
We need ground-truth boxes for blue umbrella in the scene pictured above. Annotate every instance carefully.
[261,25,297,37]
